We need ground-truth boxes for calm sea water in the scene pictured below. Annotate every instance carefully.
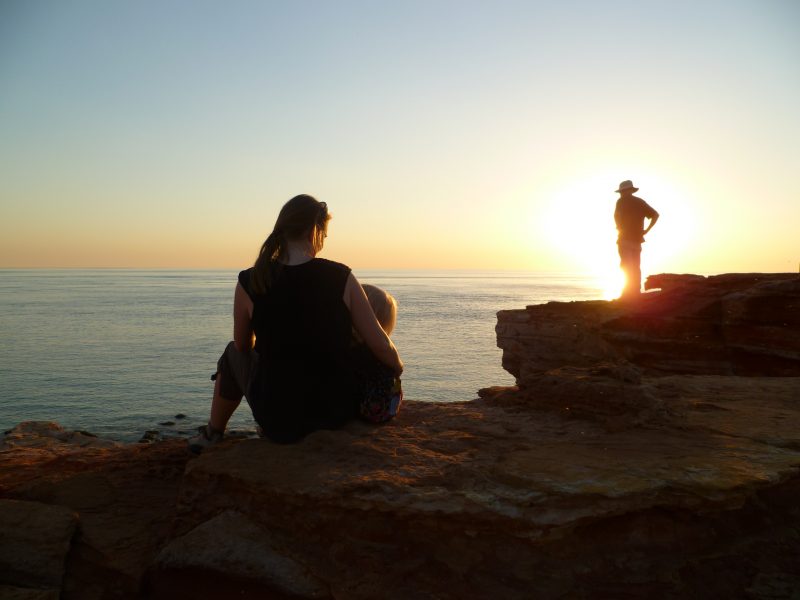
[0,269,607,441]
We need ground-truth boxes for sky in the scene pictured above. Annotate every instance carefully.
[1,0,798,279]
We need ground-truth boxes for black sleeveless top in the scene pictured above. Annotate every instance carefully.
[238,258,357,443]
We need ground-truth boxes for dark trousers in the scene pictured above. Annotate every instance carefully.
[617,241,642,297]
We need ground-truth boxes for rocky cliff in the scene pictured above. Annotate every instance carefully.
[1,274,799,599]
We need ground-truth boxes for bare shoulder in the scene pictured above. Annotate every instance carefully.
[234,281,253,317]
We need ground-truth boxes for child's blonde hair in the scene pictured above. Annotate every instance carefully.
[362,284,397,336]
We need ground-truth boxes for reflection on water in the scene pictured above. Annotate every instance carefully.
[0,269,607,441]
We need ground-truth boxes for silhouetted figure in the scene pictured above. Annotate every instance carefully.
[614,180,659,297]
[188,194,403,453]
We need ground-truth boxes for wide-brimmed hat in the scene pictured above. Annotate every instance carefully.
[615,180,639,193]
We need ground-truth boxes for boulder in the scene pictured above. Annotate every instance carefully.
[0,424,191,600]
[154,510,328,598]
[0,499,77,594]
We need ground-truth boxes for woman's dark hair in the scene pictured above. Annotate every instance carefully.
[251,194,331,294]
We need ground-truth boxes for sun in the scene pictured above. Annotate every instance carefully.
[595,269,626,300]
[533,169,696,298]
[535,174,623,295]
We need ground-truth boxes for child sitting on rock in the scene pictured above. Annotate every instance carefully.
[353,284,403,423]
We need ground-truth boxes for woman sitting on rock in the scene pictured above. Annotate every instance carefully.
[189,194,403,451]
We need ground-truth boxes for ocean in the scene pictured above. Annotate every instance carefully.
[0,269,608,441]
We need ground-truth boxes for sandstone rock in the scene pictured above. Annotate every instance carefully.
[155,510,328,598]
[138,430,161,443]
[0,426,191,600]
[1,421,121,452]
[172,380,800,598]
[0,586,59,600]
[497,273,800,378]
[644,273,706,291]
[0,499,77,590]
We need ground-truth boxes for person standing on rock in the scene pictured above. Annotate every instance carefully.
[614,180,659,298]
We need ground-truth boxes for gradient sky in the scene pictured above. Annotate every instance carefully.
[1,0,798,276]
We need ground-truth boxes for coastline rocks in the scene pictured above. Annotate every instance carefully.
[154,510,328,598]
[2,421,119,451]
[0,273,798,597]
[0,424,191,599]
[496,272,800,378]
[2,393,799,598]
[139,430,162,443]
[167,381,800,598]
[0,499,77,597]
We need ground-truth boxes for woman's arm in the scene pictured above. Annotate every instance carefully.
[344,273,403,376]
[233,282,255,352]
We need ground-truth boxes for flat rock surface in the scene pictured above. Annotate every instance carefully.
[175,374,800,598]
[186,378,800,520]
[3,393,799,598]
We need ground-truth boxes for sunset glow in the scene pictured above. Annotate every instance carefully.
[1,2,798,277]
[534,168,701,294]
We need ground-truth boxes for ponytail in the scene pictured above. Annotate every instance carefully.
[251,230,283,294]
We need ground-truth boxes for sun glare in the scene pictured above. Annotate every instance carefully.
[534,170,697,299]
[598,270,626,300]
